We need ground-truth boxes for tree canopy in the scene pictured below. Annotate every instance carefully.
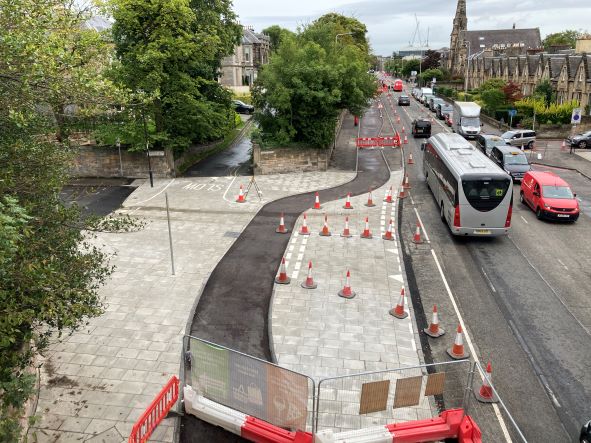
[542,30,584,50]
[262,25,295,51]
[253,14,376,148]
[401,59,421,78]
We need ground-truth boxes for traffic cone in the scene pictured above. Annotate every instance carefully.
[408,154,415,165]
[300,213,310,235]
[394,109,397,115]
[382,219,395,241]
[365,187,376,207]
[412,222,423,244]
[236,184,246,203]
[561,140,566,151]
[313,192,321,210]
[475,362,498,403]
[360,217,372,239]
[338,270,356,299]
[447,325,470,359]
[389,287,408,319]
[343,193,353,209]
[399,186,407,199]
[276,212,288,234]
[403,174,411,189]
[341,216,352,238]
[403,135,408,145]
[384,186,393,203]
[396,116,401,124]
[424,305,445,338]
[401,125,405,134]
[275,257,291,285]
[301,261,317,289]
[319,214,331,237]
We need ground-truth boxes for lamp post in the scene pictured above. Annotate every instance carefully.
[141,107,154,188]
[464,40,471,92]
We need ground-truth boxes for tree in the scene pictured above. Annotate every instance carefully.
[502,81,523,104]
[421,50,442,71]
[534,80,555,107]
[262,25,295,51]
[309,13,370,56]
[419,68,444,84]
[542,30,584,50]
[481,89,506,113]
[402,59,421,77]
[478,78,507,92]
[109,0,242,151]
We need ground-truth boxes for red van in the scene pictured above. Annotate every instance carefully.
[520,171,579,221]
[393,79,403,92]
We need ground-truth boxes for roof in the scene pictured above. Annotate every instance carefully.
[549,57,566,79]
[567,56,583,80]
[527,170,569,186]
[461,28,542,54]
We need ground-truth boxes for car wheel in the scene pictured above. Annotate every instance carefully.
[579,141,587,149]
[527,141,534,149]
[519,192,525,204]
[536,207,543,220]
[440,203,446,222]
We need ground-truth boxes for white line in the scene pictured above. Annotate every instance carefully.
[410,196,415,205]
[430,249,512,441]
[520,215,529,224]
[413,208,431,243]
[286,253,292,260]
[131,178,176,208]
[222,173,239,203]
[557,258,568,270]
[481,267,497,293]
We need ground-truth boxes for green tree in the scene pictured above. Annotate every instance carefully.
[309,13,370,56]
[419,68,444,83]
[478,78,507,92]
[262,25,295,51]
[109,0,242,151]
[481,89,506,113]
[534,80,555,107]
[542,30,583,50]
[402,59,421,77]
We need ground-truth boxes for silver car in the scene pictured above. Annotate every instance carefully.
[501,130,536,149]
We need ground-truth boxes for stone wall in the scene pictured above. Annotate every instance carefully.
[70,145,174,178]
[535,118,591,139]
[253,143,329,175]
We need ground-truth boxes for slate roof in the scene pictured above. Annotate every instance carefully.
[460,28,542,54]
[508,57,518,75]
[568,56,583,80]
[526,54,542,76]
[549,57,565,80]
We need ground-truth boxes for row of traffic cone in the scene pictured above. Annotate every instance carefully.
[276,260,356,299]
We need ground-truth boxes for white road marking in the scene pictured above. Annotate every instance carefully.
[131,178,176,210]
[286,252,292,260]
[410,196,415,205]
[481,267,497,293]
[520,215,529,224]
[556,258,568,270]
[413,208,431,243]
[431,249,512,441]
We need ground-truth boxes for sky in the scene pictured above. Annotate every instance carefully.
[232,0,590,56]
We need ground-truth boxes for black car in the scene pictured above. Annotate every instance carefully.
[398,95,410,106]
[475,134,510,156]
[567,131,591,149]
[233,100,254,114]
[581,420,591,443]
[411,119,431,138]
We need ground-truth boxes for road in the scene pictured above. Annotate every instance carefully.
[60,178,137,216]
[392,82,590,441]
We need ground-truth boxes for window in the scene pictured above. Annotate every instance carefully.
[462,179,510,211]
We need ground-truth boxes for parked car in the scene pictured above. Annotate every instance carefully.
[520,171,579,221]
[445,113,453,127]
[489,146,531,182]
[411,119,431,138]
[398,94,410,106]
[233,100,254,114]
[567,131,591,149]
[421,94,434,105]
[476,134,510,156]
[429,97,445,112]
[436,103,453,119]
[501,129,536,149]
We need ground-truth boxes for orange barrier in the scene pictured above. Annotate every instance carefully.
[356,136,401,148]
[129,375,179,443]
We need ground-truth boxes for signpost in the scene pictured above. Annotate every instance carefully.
[508,109,517,128]
[570,108,582,155]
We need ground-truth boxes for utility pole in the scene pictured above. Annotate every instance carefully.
[464,40,471,92]
[141,107,154,188]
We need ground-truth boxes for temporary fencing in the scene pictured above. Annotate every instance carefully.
[355,136,401,148]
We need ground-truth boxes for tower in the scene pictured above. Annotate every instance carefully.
[448,0,468,75]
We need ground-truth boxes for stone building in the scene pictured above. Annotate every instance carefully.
[219,26,270,90]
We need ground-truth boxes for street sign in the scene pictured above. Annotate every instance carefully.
[411,70,417,76]
[571,108,582,125]
[508,109,517,117]
[148,150,165,157]
[432,78,437,83]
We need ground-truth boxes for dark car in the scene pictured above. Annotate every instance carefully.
[436,103,453,119]
[233,100,254,114]
[581,420,591,443]
[567,131,591,149]
[476,134,510,156]
[411,119,431,138]
[489,145,531,182]
[398,95,410,106]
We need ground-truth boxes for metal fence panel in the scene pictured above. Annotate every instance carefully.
[185,336,314,432]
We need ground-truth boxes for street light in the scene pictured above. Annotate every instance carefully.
[335,32,354,45]
[463,40,471,92]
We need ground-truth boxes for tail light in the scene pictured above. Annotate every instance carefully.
[505,203,513,228]
[453,205,461,227]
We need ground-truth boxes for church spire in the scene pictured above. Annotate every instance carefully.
[448,0,468,74]
[452,0,468,37]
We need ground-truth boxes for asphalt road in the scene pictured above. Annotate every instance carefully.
[180,107,400,442]
[392,83,589,441]
[60,178,136,216]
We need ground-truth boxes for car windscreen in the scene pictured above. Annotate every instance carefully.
[504,154,528,165]
[501,131,515,138]
[461,117,480,126]
[415,121,430,128]
[542,186,574,199]
[485,137,504,147]
[462,178,511,211]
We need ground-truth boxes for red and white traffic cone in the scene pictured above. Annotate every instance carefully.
[389,287,408,319]
[396,116,401,124]
[276,212,288,234]
[343,193,353,209]
[412,222,423,244]
[424,305,445,338]
[382,218,395,241]
[475,362,498,403]
[300,213,310,235]
[360,217,372,239]
[341,216,352,238]
[236,184,246,203]
[399,186,407,199]
[403,174,411,189]
[301,261,317,289]
[447,325,470,359]
[338,270,356,299]
[561,140,567,151]
[384,186,393,203]
[401,125,405,134]
[365,187,376,207]
[403,135,408,145]
[313,192,321,210]
[319,214,331,236]
[275,257,291,285]
[408,153,415,165]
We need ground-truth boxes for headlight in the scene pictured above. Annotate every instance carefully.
[544,204,551,209]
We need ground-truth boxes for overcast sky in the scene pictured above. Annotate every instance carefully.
[232,0,590,56]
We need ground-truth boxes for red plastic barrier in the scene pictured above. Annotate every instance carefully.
[458,415,483,443]
[387,408,467,443]
[129,375,179,443]
[241,416,313,443]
